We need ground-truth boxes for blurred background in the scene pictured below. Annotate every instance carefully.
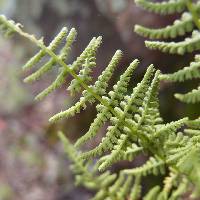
[0,0,199,199]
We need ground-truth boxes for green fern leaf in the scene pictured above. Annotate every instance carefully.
[135,12,193,39]
[130,176,142,200]
[80,65,156,161]
[49,50,122,122]
[68,36,102,95]
[161,58,200,82]
[175,86,200,103]
[143,186,160,200]
[23,28,77,81]
[145,30,200,55]
[75,59,139,147]
[0,15,22,37]
[135,0,186,15]
[124,157,165,176]
[177,148,200,195]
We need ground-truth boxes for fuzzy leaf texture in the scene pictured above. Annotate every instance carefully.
[0,13,200,200]
[134,0,200,103]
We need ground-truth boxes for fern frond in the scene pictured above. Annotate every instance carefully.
[184,128,200,136]
[108,172,125,194]
[161,59,200,82]
[58,131,91,179]
[0,15,22,37]
[121,144,144,162]
[184,118,200,135]
[166,145,192,165]
[152,117,188,139]
[134,0,200,105]
[79,125,121,160]
[162,169,178,198]
[135,12,193,39]
[135,0,186,15]
[164,121,200,169]
[129,176,142,200]
[74,59,139,147]
[116,176,133,199]
[35,39,104,101]
[49,50,122,122]
[186,118,200,128]
[145,30,200,55]
[165,132,189,149]
[23,27,69,72]
[24,28,77,83]
[23,30,106,101]
[2,13,200,200]
[59,131,126,197]
[98,134,128,171]
[143,186,160,200]
[123,157,165,176]
[177,148,200,196]
[68,36,102,95]
[80,65,156,161]
[169,179,188,200]
[175,86,200,103]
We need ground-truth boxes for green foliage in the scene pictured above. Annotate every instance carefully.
[58,117,200,199]
[160,55,200,82]
[135,12,194,39]
[175,86,200,103]
[145,30,200,55]
[0,4,200,200]
[0,15,21,37]
[134,0,200,103]
[135,0,187,15]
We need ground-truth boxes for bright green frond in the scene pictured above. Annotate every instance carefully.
[70,37,98,71]
[161,59,200,82]
[68,36,102,95]
[135,12,193,39]
[35,66,69,101]
[49,96,89,122]
[145,30,200,55]
[143,186,160,200]
[162,169,179,198]
[177,148,200,194]
[98,134,128,171]
[135,0,186,15]
[165,132,189,150]
[49,50,122,123]
[80,65,156,158]
[93,50,123,96]
[1,12,200,200]
[130,176,142,200]
[185,118,200,129]
[0,15,22,37]
[175,86,200,103]
[23,28,77,83]
[124,157,165,176]
[75,59,139,147]
[75,109,112,148]
[23,27,68,71]
[59,28,78,63]
[116,176,133,199]
[169,179,188,200]
[153,117,188,139]
[121,144,143,161]
[58,131,87,175]
[24,33,103,101]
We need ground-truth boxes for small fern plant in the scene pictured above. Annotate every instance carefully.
[134,0,200,103]
[0,4,200,200]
